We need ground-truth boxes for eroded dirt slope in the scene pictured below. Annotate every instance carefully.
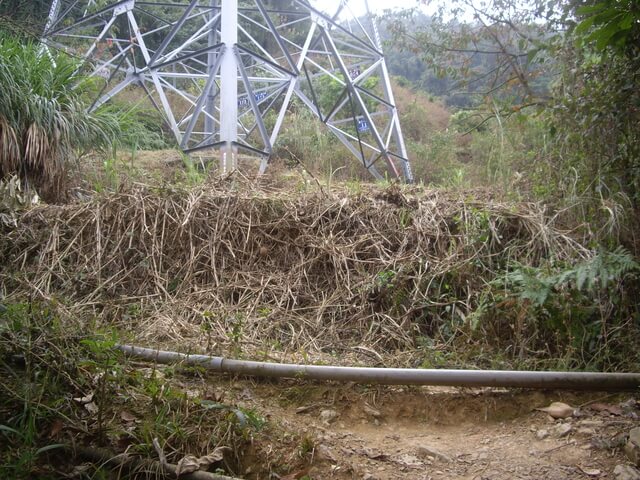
[181,375,640,479]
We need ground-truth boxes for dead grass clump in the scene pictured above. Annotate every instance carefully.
[0,178,590,366]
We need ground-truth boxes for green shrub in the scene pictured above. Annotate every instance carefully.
[0,36,118,201]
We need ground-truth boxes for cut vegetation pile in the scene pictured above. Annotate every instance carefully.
[5,177,635,371]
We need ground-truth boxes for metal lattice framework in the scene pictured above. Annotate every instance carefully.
[43,0,412,181]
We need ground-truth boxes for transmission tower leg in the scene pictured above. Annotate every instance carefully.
[204,0,218,145]
[364,0,413,183]
[44,0,62,35]
[219,0,238,173]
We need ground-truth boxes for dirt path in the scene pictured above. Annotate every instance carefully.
[219,381,639,479]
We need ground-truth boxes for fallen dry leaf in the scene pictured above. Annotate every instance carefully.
[535,402,574,419]
[73,392,94,404]
[48,419,63,438]
[295,404,318,414]
[363,403,382,418]
[578,466,601,477]
[120,410,137,423]
[197,446,230,467]
[174,447,231,476]
[279,468,310,480]
[589,403,623,416]
[359,447,386,459]
[175,455,200,476]
[84,402,99,414]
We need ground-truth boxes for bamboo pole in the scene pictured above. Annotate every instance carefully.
[116,345,640,391]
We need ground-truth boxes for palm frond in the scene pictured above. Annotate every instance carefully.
[0,35,120,201]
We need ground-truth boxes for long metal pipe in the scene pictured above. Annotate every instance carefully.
[116,345,640,391]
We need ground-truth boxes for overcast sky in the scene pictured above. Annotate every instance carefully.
[314,0,424,17]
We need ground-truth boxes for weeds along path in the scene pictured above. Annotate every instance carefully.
[0,179,591,369]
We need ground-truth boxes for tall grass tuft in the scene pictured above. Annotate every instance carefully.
[0,36,118,202]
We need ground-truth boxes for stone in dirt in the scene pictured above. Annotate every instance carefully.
[552,423,572,438]
[590,403,624,416]
[416,445,453,463]
[578,466,602,477]
[320,409,339,425]
[536,429,550,440]
[536,402,575,419]
[613,464,640,480]
[394,453,423,467]
[620,399,639,415]
[316,444,337,462]
[625,427,640,466]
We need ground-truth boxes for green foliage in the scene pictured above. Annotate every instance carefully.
[387,0,640,237]
[574,0,640,53]
[274,104,361,180]
[407,131,459,185]
[0,302,78,479]
[0,36,119,201]
[0,300,261,477]
[200,400,266,433]
[501,247,639,307]
[549,18,640,212]
[103,101,174,151]
[179,153,208,185]
[382,4,556,109]
[478,247,640,368]
[313,74,380,116]
[0,0,51,36]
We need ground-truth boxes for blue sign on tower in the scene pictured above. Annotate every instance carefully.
[357,118,369,133]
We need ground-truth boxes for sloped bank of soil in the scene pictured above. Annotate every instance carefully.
[2,178,618,371]
[176,375,640,480]
[1,179,639,479]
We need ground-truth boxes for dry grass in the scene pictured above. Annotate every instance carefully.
[1,176,590,366]
[392,79,450,143]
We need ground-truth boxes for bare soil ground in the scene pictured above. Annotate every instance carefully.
[175,374,639,480]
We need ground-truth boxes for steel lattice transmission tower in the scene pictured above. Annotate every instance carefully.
[43,0,413,181]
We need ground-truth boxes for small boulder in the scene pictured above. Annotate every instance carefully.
[613,464,640,480]
[625,427,640,466]
[416,445,453,463]
[552,423,572,438]
[536,429,550,440]
[536,402,575,419]
[320,409,339,425]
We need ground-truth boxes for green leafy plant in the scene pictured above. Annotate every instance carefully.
[79,331,122,437]
[482,247,640,367]
[0,424,65,478]
[200,400,266,433]
[0,36,119,201]
[574,0,640,53]
[502,247,639,307]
